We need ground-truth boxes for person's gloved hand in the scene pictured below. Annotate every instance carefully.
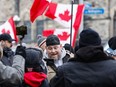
[15,46,26,58]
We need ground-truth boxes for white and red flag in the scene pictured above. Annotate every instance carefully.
[45,3,84,46]
[42,29,75,47]
[0,17,18,42]
[45,2,84,30]
[30,0,51,22]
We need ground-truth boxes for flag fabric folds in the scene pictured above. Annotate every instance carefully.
[30,0,51,22]
[0,17,18,42]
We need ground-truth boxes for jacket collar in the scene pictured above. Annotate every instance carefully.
[70,46,114,63]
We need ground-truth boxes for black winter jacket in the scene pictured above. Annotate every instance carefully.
[50,46,116,87]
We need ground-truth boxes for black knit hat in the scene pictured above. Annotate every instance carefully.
[63,43,74,53]
[25,48,43,68]
[25,48,47,73]
[108,36,116,50]
[79,28,101,48]
[37,35,46,47]
[46,35,60,46]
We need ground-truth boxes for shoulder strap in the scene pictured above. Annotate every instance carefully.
[50,64,58,73]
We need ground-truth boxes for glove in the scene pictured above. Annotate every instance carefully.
[15,46,26,58]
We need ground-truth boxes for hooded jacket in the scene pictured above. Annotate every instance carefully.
[50,46,116,87]
[22,48,49,87]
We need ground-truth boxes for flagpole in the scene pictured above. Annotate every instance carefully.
[70,0,74,51]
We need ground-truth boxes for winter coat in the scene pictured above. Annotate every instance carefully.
[0,55,25,87]
[50,46,116,87]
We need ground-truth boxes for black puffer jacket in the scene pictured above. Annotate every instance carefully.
[50,46,116,87]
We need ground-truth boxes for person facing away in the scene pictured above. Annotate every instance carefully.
[44,35,70,82]
[105,36,116,59]
[0,33,15,66]
[50,28,116,87]
[0,42,25,87]
[22,48,49,87]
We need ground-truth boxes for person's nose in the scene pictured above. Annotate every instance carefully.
[51,48,55,52]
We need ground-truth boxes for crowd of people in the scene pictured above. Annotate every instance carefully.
[0,27,116,87]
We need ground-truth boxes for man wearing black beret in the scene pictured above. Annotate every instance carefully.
[44,35,70,82]
[50,28,116,87]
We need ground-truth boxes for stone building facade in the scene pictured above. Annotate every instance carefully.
[0,0,116,45]
[84,0,114,44]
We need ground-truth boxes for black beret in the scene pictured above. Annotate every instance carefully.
[46,35,60,46]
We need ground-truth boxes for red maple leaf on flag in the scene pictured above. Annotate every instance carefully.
[1,29,10,34]
[59,10,71,22]
[42,29,54,37]
[58,32,70,41]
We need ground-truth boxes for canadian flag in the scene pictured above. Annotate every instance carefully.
[0,17,18,42]
[30,0,51,22]
[42,29,75,47]
[45,2,84,30]
[45,3,84,46]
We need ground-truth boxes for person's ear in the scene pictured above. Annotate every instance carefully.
[60,44,63,48]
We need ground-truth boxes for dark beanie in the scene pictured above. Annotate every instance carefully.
[25,48,43,68]
[63,43,74,53]
[37,36,46,47]
[46,35,60,46]
[108,36,116,50]
[79,28,101,48]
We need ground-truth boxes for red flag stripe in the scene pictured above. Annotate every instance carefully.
[8,17,18,42]
[72,4,84,47]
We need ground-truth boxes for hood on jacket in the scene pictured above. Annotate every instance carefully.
[24,72,46,87]
[74,46,114,63]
